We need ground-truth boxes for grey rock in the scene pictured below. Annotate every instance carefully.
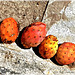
[42,1,71,31]
[47,1,75,44]
[0,0,75,75]
[0,45,75,75]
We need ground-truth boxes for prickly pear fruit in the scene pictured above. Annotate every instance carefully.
[0,17,19,43]
[55,42,75,65]
[39,35,58,59]
[21,22,47,48]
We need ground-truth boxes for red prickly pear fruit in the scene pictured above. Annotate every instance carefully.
[39,35,58,59]
[21,22,47,48]
[55,42,75,65]
[0,17,19,43]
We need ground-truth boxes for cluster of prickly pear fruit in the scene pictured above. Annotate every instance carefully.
[21,22,47,48]
[0,17,75,66]
[39,35,58,59]
[55,42,75,65]
[0,17,19,43]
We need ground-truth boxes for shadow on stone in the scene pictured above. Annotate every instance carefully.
[0,21,3,43]
[68,62,75,69]
[0,37,3,43]
[50,55,63,66]
[50,44,63,66]
[0,21,2,24]
[15,27,30,49]
[32,46,44,59]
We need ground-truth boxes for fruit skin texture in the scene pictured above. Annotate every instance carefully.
[55,42,75,65]
[0,17,19,43]
[21,22,47,48]
[39,35,58,59]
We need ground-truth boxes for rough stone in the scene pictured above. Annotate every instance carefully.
[42,1,71,31]
[0,0,75,75]
[0,1,47,31]
[0,45,75,75]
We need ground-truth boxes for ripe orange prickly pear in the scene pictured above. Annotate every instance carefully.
[55,42,75,65]
[0,17,19,43]
[21,22,47,48]
[39,35,58,59]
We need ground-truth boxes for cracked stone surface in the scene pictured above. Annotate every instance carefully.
[0,0,75,75]
[42,0,71,31]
